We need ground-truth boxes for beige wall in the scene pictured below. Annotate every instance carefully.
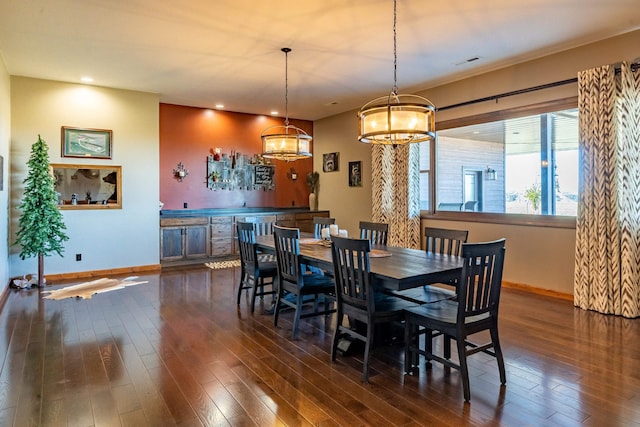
[0,55,9,291]
[10,77,160,277]
[314,29,640,295]
[313,110,372,237]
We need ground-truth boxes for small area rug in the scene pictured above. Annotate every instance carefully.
[205,259,242,270]
[41,277,149,300]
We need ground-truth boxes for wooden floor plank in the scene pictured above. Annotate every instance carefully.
[1,265,640,426]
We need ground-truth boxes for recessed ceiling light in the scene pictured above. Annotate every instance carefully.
[80,76,94,83]
[270,110,279,116]
[215,104,224,109]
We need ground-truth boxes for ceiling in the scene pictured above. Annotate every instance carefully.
[1,0,638,121]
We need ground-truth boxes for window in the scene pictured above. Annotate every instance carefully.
[419,140,431,210]
[420,104,578,218]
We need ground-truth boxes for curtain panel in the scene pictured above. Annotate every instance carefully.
[371,144,421,249]
[574,62,640,318]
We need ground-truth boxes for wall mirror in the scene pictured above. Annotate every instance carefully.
[51,164,122,210]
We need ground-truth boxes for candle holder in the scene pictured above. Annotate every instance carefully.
[173,162,189,182]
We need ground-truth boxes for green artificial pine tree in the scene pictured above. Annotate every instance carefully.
[14,135,69,286]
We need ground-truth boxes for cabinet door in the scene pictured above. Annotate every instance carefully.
[185,225,210,258]
[161,226,185,261]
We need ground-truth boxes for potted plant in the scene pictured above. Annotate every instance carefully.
[524,182,542,213]
[307,171,319,210]
[14,135,69,287]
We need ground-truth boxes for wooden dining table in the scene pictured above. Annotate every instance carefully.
[254,234,463,292]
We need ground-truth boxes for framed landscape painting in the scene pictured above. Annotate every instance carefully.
[62,126,113,159]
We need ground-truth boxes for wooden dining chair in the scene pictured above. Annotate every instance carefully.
[242,216,277,263]
[404,238,507,401]
[330,235,419,382]
[313,217,335,238]
[236,221,277,313]
[243,216,276,237]
[390,227,469,304]
[359,221,389,246]
[273,225,336,339]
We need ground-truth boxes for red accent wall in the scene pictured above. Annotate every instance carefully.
[160,103,313,210]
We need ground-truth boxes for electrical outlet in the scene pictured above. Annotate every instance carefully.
[76,254,82,261]
[183,202,188,208]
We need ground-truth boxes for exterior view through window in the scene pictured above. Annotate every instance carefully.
[420,108,578,216]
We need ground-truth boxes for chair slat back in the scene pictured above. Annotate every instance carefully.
[457,239,506,321]
[331,236,373,311]
[313,217,336,238]
[424,227,469,256]
[237,222,258,269]
[359,221,389,246]
[273,225,302,285]
[243,216,275,236]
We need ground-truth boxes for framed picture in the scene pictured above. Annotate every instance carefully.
[322,152,339,172]
[348,161,362,187]
[62,126,113,159]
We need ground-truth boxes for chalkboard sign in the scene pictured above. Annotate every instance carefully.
[254,165,274,185]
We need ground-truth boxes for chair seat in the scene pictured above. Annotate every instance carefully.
[257,253,277,263]
[389,285,456,304]
[373,292,421,315]
[253,261,277,276]
[300,273,335,290]
[404,299,490,325]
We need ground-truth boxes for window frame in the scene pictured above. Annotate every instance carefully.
[422,97,577,229]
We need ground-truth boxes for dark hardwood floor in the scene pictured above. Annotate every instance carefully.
[1,264,639,426]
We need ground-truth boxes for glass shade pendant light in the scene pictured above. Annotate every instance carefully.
[261,48,312,161]
[358,0,436,145]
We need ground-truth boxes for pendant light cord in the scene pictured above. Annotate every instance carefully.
[392,0,398,96]
[282,47,291,127]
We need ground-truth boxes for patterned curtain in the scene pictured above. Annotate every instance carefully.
[574,62,640,318]
[371,144,421,249]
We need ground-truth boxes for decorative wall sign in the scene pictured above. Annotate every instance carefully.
[62,126,113,159]
[323,152,339,172]
[207,153,274,191]
[254,165,274,185]
[349,161,362,187]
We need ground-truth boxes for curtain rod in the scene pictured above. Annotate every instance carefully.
[437,62,639,112]
[436,78,577,112]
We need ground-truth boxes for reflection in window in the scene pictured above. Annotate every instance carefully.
[421,108,578,216]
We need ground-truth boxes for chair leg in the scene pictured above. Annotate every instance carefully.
[250,277,258,314]
[362,322,374,382]
[444,334,451,359]
[490,326,507,385]
[412,324,420,367]
[237,270,246,305]
[425,328,433,367]
[331,310,343,362]
[403,318,412,373]
[292,293,305,340]
[456,338,471,402]
[273,290,282,327]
